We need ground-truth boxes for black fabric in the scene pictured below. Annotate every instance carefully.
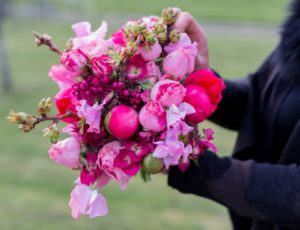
[168,0,300,229]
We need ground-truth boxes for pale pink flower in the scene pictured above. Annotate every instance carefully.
[139,101,166,132]
[151,79,186,107]
[163,48,195,80]
[48,64,77,89]
[60,49,88,74]
[141,16,160,29]
[164,33,198,56]
[166,102,195,128]
[97,141,130,190]
[138,39,162,61]
[69,183,108,219]
[72,21,108,58]
[49,136,81,168]
[146,61,162,79]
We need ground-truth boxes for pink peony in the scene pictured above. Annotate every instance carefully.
[48,64,78,89]
[105,105,139,140]
[126,54,148,81]
[69,183,108,219]
[97,141,130,190]
[55,87,79,123]
[185,69,225,105]
[72,21,108,58]
[184,84,216,124]
[163,48,195,80]
[91,55,113,76]
[139,101,166,132]
[49,136,81,168]
[151,79,186,107]
[60,49,88,74]
[138,38,162,61]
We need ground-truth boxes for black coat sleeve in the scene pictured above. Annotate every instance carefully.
[168,151,300,227]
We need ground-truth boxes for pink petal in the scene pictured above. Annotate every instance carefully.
[72,21,92,37]
[89,192,109,218]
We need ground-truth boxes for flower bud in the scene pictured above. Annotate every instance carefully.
[157,32,168,44]
[169,29,181,43]
[37,97,52,116]
[161,7,179,25]
[43,124,60,143]
[142,154,164,174]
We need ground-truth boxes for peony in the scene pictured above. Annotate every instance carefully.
[185,68,225,105]
[60,49,88,74]
[163,48,195,80]
[138,38,162,61]
[139,101,166,132]
[69,183,108,219]
[91,55,113,77]
[151,79,186,107]
[104,105,139,140]
[184,84,216,123]
[49,136,81,168]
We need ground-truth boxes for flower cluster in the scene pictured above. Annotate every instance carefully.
[8,8,225,219]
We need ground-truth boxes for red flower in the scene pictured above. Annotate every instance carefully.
[185,69,225,105]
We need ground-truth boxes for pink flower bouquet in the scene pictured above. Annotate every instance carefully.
[7,8,225,219]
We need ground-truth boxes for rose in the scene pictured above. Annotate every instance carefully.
[138,38,162,61]
[104,105,139,140]
[49,136,81,168]
[151,79,186,107]
[60,49,88,73]
[91,55,113,76]
[55,88,79,123]
[139,101,166,132]
[69,183,108,219]
[184,84,216,123]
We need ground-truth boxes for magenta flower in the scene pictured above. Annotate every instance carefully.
[69,183,108,219]
[139,101,167,132]
[123,141,151,158]
[91,55,113,77]
[113,149,141,176]
[126,54,148,81]
[60,49,88,74]
[71,21,108,58]
[138,38,162,61]
[97,141,130,190]
[109,29,127,48]
[80,152,103,186]
[151,79,186,107]
[49,136,81,169]
[48,64,77,89]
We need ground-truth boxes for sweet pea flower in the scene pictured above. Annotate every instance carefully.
[138,38,162,61]
[76,93,113,134]
[166,102,195,128]
[109,29,127,48]
[113,149,141,176]
[49,136,81,169]
[48,64,78,89]
[139,101,166,132]
[80,152,103,186]
[97,141,130,190]
[72,21,108,58]
[60,49,88,74]
[69,183,108,219]
[151,79,186,107]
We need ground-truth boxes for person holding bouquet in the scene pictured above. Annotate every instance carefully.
[168,1,300,229]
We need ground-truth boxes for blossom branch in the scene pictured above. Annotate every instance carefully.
[33,31,62,55]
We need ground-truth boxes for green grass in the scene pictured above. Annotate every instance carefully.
[0,13,278,230]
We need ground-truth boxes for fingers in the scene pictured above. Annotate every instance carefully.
[172,12,209,69]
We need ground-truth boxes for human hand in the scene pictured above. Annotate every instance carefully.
[173,11,209,70]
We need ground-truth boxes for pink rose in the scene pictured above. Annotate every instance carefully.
[91,55,113,76]
[69,183,108,219]
[139,101,166,132]
[48,64,77,89]
[151,79,186,107]
[163,48,195,80]
[184,84,216,123]
[138,39,162,61]
[60,49,88,74]
[49,136,81,168]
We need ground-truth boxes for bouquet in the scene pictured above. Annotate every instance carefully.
[7,8,225,219]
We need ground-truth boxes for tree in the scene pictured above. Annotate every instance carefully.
[0,0,12,93]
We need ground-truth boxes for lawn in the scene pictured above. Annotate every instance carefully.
[0,2,281,229]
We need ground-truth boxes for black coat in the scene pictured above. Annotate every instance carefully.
[168,0,300,229]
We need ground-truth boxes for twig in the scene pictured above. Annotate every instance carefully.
[33,31,62,55]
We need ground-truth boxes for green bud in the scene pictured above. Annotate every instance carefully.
[142,154,164,174]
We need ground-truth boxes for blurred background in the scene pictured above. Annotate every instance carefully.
[0,0,289,229]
